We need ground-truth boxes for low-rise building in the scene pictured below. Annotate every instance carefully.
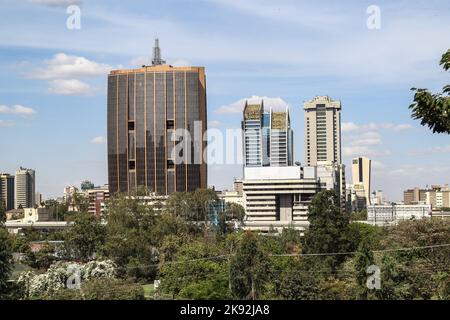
[367,204,432,226]
[218,179,244,207]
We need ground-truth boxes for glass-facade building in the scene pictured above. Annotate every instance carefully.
[107,65,207,195]
[242,101,293,167]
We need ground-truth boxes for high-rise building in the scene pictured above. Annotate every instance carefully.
[14,167,35,209]
[0,173,15,211]
[107,39,207,195]
[352,156,371,209]
[242,101,293,168]
[304,96,342,166]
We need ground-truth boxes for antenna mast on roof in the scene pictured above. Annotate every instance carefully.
[152,38,166,66]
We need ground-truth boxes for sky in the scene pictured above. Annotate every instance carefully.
[0,0,449,201]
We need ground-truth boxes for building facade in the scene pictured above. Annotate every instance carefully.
[403,184,450,210]
[242,101,293,168]
[304,96,342,166]
[367,204,431,226]
[242,166,322,233]
[351,156,371,210]
[107,40,207,195]
[87,185,110,216]
[0,173,15,211]
[14,167,35,209]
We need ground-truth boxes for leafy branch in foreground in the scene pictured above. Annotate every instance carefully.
[410,49,450,134]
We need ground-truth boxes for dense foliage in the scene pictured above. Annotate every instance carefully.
[2,188,449,300]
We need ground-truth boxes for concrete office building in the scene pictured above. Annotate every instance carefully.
[242,166,322,233]
[107,39,207,195]
[304,96,342,166]
[14,167,35,209]
[0,173,15,211]
[242,101,293,167]
[367,204,431,226]
[404,187,427,205]
[403,184,450,210]
[316,162,346,208]
[352,156,371,210]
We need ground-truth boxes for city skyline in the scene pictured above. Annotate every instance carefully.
[1,1,450,200]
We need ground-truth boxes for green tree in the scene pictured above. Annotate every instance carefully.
[226,203,245,223]
[159,239,229,299]
[353,241,376,299]
[410,49,450,133]
[279,262,320,300]
[0,200,6,224]
[103,192,159,280]
[229,231,270,300]
[23,242,57,270]
[376,219,450,300]
[303,190,350,273]
[0,227,13,297]
[63,212,106,262]
[52,278,145,300]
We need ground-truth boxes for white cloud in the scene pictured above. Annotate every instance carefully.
[90,136,105,144]
[29,0,81,8]
[347,131,382,146]
[343,146,390,158]
[215,95,289,115]
[28,53,112,80]
[0,104,37,116]
[48,79,94,95]
[0,120,15,128]
[409,145,450,156]
[342,122,414,133]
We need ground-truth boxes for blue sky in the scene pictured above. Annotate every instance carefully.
[0,0,449,201]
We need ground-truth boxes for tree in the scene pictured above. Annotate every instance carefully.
[229,231,270,300]
[375,219,450,300]
[303,190,350,273]
[52,278,145,300]
[23,242,57,270]
[63,212,106,262]
[226,203,245,223]
[410,49,450,133]
[159,239,229,299]
[103,192,159,280]
[279,262,320,300]
[0,200,6,224]
[353,241,376,299]
[0,227,13,297]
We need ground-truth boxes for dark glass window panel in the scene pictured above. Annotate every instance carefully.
[174,72,186,191]
[135,73,146,187]
[107,75,118,193]
[154,72,166,194]
[145,72,155,192]
[118,74,128,192]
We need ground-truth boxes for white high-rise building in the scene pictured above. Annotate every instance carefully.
[14,167,35,209]
[304,96,342,166]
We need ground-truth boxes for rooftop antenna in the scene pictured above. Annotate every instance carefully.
[152,38,166,66]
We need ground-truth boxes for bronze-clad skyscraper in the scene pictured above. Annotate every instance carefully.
[107,39,207,195]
